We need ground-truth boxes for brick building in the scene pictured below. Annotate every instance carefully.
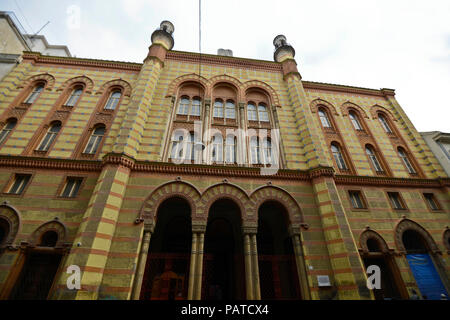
[0,21,448,300]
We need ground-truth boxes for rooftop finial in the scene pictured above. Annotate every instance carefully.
[273,34,295,63]
[151,20,175,50]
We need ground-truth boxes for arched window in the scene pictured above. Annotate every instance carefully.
[104,90,122,110]
[170,131,184,159]
[64,86,83,107]
[0,118,17,145]
[318,108,332,128]
[366,145,383,173]
[37,121,61,152]
[258,104,269,122]
[331,143,348,170]
[24,84,44,104]
[211,134,223,163]
[349,111,363,131]
[84,125,105,154]
[262,138,272,164]
[250,136,260,164]
[378,114,393,134]
[398,147,416,174]
[213,99,224,118]
[247,103,258,121]
[225,100,236,119]
[191,97,201,116]
[225,135,236,164]
[177,96,190,115]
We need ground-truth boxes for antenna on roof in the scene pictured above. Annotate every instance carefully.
[31,21,50,38]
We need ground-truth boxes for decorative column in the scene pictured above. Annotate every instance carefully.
[238,102,248,166]
[271,105,286,169]
[243,232,254,299]
[188,223,206,300]
[250,233,261,300]
[202,99,211,165]
[131,225,154,300]
[289,225,311,300]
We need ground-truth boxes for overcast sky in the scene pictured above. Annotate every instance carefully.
[2,0,449,132]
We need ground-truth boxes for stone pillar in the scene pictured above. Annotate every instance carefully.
[131,226,153,300]
[271,105,286,169]
[202,99,211,165]
[187,233,198,300]
[250,233,261,300]
[243,233,253,299]
[194,232,205,300]
[289,225,311,300]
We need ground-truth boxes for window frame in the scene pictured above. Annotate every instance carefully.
[347,190,368,210]
[58,176,85,199]
[378,113,394,134]
[397,147,417,175]
[386,191,408,211]
[318,108,333,129]
[83,125,106,155]
[422,193,442,212]
[24,83,45,105]
[331,142,349,171]
[2,172,34,197]
[348,111,364,131]
[104,90,122,111]
[0,118,18,146]
[36,121,62,153]
[365,145,385,174]
[63,86,84,108]
[247,103,258,121]
[225,134,237,164]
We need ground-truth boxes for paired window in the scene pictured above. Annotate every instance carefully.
[250,137,272,164]
[387,192,406,210]
[36,122,61,152]
[247,103,269,122]
[349,111,363,131]
[83,125,106,154]
[61,177,83,198]
[170,131,195,161]
[7,174,31,195]
[178,96,202,116]
[211,134,238,164]
[0,118,17,145]
[398,147,416,174]
[64,86,83,107]
[24,84,44,104]
[104,90,122,110]
[378,114,393,134]
[348,191,366,209]
[423,193,440,211]
[365,145,384,173]
[331,143,348,171]
[318,108,332,128]
[213,99,235,119]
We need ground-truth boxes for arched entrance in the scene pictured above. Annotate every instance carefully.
[140,197,192,300]
[0,218,9,247]
[257,201,301,300]
[203,199,245,300]
[402,229,448,300]
[359,230,406,300]
[9,230,63,300]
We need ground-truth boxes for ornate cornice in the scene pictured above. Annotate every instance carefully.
[102,153,136,169]
[0,155,101,171]
[335,174,450,188]
[22,52,142,72]
[302,81,388,97]
[166,51,283,72]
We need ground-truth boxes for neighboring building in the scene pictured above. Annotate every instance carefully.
[0,11,71,81]
[421,132,450,177]
[0,20,448,301]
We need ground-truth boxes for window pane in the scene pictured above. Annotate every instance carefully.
[191,99,201,116]
[366,147,383,172]
[398,149,416,174]
[62,178,82,197]
[258,105,269,122]
[318,110,331,128]
[178,98,190,115]
[332,144,347,170]
[247,104,257,121]
[349,112,362,130]
[424,194,438,210]
[250,137,259,164]
[25,85,44,104]
[214,100,224,118]
[65,88,83,107]
[225,135,236,163]
[105,91,121,110]
[0,119,17,144]
[225,101,235,119]
[378,115,392,133]
[9,174,31,194]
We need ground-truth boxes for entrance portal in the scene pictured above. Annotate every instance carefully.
[203,199,245,300]
[140,197,192,300]
[257,201,301,300]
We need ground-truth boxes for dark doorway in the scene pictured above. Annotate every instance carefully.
[257,201,301,300]
[403,230,448,300]
[0,218,9,246]
[203,199,245,300]
[140,197,192,300]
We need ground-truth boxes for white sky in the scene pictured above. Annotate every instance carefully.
[2,0,450,133]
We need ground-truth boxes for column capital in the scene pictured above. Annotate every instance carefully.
[242,224,258,235]
[192,222,207,233]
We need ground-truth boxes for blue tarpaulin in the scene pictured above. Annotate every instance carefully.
[406,254,448,300]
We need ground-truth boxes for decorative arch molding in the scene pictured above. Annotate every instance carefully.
[139,180,202,229]
[394,218,440,254]
[210,75,243,101]
[341,101,369,119]
[370,104,397,121]
[250,185,304,226]
[243,80,280,106]
[359,228,390,254]
[202,182,250,221]
[18,73,55,91]
[96,79,133,97]
[29,218,68,248]
[310,98,339,116]
[57,75,94,94]
[167,73,210,97]
[0,203,21,248]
